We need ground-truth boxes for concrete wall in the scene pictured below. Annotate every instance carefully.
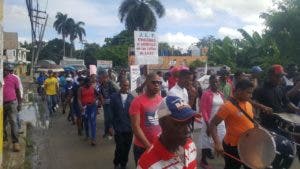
[3,32,18,49]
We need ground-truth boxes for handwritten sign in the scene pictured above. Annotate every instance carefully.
[134,31,158,65]
[130,65,140,92]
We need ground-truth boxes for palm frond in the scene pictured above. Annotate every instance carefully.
[146,0,165,17]
[118,0,138,22]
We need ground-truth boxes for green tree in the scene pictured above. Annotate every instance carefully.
[210,37,238,70]
[39,38,72,64]
[261,0,300,66]
[189,59,205,69]
[118,0,165,32]
[53,12,69,57]
[68,19,86,57]
[237,29,281,69]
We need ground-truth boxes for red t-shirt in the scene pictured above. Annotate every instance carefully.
[129,94,162,148]
[138,138,197,169]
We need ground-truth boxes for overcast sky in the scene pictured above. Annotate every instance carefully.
[4,0,275,50]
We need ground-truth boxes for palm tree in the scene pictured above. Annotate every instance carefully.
[119,0,165,32]
[68,19,86,57]
[53,12,69,57]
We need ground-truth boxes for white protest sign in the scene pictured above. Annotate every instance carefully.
[130,65,140,92]
[134,31,158,65]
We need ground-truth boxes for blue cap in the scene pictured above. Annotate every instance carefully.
[251,66,262,73]
[158,96,197,121]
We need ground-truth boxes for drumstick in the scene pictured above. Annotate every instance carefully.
[223,152,244,164]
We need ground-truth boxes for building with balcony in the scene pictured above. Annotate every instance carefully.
[3,32,30,76]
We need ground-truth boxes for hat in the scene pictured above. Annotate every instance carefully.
[66,77,73,82]
[217,68,229,77]
[4,63,14,71]
[251,66,263,74]
[157,96,198,121]
[270,64,286,75]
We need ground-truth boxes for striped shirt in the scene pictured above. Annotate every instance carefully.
[137,138,197,169]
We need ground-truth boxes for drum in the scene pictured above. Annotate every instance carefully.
[238,127,295,169]
[275,113,300,135]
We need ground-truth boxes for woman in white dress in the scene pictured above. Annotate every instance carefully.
[198,75,226,169]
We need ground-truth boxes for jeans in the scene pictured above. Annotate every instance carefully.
[133,145,146,166]
[46,95,57,119]
[103,104,112,135]
[114,132,133,167]
[84,104,97,140]
[223,142,251,169]
[3,100,19,143]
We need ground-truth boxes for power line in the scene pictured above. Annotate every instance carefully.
[26,0,48,75]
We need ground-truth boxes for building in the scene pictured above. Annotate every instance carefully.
[128,55,208,71]
[60,57,85,71]
[3,32,30,76]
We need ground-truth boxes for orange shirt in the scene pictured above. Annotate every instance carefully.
[217,101,254,146]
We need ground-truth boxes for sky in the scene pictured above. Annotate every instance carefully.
[3,0,275,51]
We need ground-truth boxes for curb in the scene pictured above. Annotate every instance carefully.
[2,122,27,169]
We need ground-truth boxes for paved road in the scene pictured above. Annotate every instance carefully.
[27,99,299,169]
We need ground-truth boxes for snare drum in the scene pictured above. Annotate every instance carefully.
[238,127,295,169]
[274,113,300,144]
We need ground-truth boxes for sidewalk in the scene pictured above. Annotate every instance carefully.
[2,122,27,169]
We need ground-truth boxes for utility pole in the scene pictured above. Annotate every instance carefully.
[25,0,48,77]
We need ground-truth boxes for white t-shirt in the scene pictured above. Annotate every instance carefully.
[121,93,128,107]
[168,84,189,104]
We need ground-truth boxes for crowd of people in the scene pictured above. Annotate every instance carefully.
[3,63,300,169]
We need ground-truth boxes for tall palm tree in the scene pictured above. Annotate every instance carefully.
[119,0,165,32]
[68,19,86,57]
[53,12,69,57]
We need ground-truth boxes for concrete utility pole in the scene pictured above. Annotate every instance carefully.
[0,0,4,166]
[25,0,48,76]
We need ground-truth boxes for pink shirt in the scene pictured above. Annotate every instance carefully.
[129,94,162,148]
[3,74,20,102]
[200,89,224,122]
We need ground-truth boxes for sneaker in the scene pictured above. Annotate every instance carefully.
[45,120,50,129]
[200,161,213,169]
[207,150,215,159]
[13,143,21,152]
[108,136,113,140]
[91,140,96,146]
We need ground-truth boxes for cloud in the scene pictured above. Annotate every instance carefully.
[186,0,273,24]
[165,8,192,23]
[218,27,242,39]
[158,32,198,51]
[217,23,266,39]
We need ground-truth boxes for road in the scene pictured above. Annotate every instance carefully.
[26,98,299,169]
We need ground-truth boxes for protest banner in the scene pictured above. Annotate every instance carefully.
[130,65,140,92]
[134,31,158,65]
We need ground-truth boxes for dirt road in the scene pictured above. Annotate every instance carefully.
[26,99,299,169]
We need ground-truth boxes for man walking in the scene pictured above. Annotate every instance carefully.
[44,70,59,126]
[168,69,193,104]
[129,73,163,164]
[99,71,118,139]
[3,64,22,152]
[138,96,198,169]
[110,79,134,169]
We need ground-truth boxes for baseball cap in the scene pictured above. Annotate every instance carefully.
[251,66,263,74]
[270,64,286,75]
[4,64,14,71]
[157,96,199,122]
[66,77,73,82]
